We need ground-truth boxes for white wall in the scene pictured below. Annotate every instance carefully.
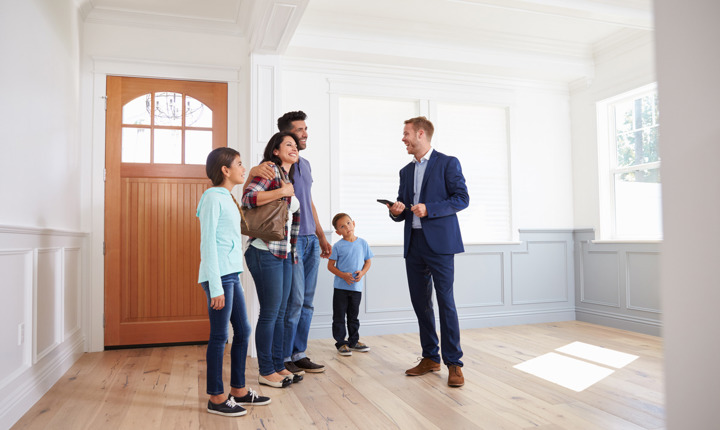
[0,0,82,231]
[570,32,656,233]
[0,1,87,428]
[655,1,720,428]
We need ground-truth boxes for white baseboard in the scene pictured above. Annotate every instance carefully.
[576,307,661,336]
[0,333,85,429]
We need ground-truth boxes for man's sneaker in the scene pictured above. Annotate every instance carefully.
[207,397,247,417]
[350,341,370,352]
[284,361,306,376]
[293,357,326,373]
[338,344,352,356]
[229,388,271,406]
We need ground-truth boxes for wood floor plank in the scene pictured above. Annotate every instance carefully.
[12,322,665,430]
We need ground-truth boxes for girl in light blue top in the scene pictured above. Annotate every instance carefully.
[197,147,274,417]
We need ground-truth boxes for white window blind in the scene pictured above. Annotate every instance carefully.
[434,103,511,242]
[337,97,512,245]
[337,97,419,245]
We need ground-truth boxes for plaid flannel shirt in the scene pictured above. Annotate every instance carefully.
[241,163,299,262]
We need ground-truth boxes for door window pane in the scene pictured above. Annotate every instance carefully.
[154,92,183,126]
[154,129,182,164]
[122,95,151,125]
[121,127,150,163]
[186,96,212,128]
[185,130,212,165]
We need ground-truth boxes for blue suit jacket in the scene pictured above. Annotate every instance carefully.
[392,150,469,258]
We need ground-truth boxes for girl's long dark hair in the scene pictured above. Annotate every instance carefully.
[262,132,298,183]
[206,147,240,186]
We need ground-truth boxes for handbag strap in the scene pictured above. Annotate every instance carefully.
[230,193,247,225]
[232,164,290,222]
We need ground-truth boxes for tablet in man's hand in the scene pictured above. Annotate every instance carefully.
[377,199,394,206]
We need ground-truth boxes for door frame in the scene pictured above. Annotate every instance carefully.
[87,59,243,352]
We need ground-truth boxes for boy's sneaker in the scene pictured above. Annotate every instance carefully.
[207,397,247,417]
[229,388,271,406]
[294,357,326,373]
[338,344,353,356]
[351,341,370,352]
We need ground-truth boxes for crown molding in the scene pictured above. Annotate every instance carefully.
[289,30,594,83]
[593,28,654,64]
[446,0,653,30]
[84,5,245,36]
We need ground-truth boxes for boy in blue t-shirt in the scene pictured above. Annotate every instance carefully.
[327,213,374,356]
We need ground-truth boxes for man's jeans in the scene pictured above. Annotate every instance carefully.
[284,234,320,362]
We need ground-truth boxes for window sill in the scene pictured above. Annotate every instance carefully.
[591,239,662,244]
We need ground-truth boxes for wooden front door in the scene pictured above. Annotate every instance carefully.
[104,76,227,346]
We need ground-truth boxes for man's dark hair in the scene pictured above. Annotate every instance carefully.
[277,111,307,132]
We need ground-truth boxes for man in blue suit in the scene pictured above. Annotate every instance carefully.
[387,116,469,388]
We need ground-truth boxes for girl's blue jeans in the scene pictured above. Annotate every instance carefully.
[201,272,251,395]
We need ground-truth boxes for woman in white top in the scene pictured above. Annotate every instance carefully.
[242,132,302,388]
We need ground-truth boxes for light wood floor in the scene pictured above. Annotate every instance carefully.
[12,321,665,430]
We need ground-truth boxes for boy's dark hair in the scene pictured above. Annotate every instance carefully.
[262,132,298,183]
[332,212,352,230]
[205,147,240,186]
[277,110,307,132]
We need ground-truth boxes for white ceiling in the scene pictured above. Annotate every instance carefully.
[80,0,655,82]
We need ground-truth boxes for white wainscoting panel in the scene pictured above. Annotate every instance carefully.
[0,227,87,430]
[309,230,577,339]
[455,251,504,307]
[574,230,661,335]
[35,248,62,362]
[64,248,82,339]
[511,241,568,304]
[0,250,33,391]
[626,251,661,313]
[365,252,412,313]
[579,243,621,307]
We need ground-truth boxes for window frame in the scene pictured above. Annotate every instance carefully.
[597,83,662,241]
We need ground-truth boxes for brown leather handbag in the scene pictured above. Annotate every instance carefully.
[239,198,288,242]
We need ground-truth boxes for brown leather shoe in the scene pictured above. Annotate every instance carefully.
[448,365,464,387]
[405,358,441,376]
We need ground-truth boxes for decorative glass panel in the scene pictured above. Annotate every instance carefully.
[123,95,151,125]
[186,96,212,128]
[185,130,212,165]
[121,127,150,163]
[154,92,183,126]
[154,129,182,164]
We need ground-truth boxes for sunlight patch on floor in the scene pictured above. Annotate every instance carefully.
[556,341,639,368]
[514,352,615,392]
[513,342,640,392]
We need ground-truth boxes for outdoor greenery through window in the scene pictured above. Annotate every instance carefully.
[599,83,662,239]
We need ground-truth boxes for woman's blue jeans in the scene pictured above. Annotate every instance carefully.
[245,246,292,376]
[201,272,251,395]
